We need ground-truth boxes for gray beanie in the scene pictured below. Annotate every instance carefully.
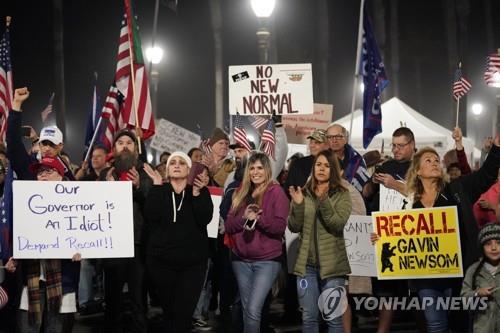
[478,223,500,246]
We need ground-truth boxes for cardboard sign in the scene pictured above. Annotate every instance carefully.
[208,187,223,239]
[282,103,333,144]
[373,206,463,280]
[285,215,376,276]
[13,181,134,259]
[379,183,408,211]
[228,64,314,115]
[150,118,201,153]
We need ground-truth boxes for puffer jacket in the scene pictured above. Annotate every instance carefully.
[288,186,352,279]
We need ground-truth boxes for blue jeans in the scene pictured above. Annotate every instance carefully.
[78,259,95,305]
[418,287,452,333]
[297,266,346,333]
[193,259,212,320]
[232,260,281,333]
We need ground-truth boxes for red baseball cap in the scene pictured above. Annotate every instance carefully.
[29,157,65,177]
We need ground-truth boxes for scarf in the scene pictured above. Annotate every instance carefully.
[26,259,62,324]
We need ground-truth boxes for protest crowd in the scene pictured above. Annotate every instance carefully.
[0,85,498,333]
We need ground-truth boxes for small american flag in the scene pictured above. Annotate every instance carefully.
[452,68,471,100]
[250,115,268,130]
[259,119,276,160]
[0,20,13,141]
[40,92,55,123]
[484,54,500,87]
[100,84,125,150]
[233,115,252,151]
[199,138,212,154]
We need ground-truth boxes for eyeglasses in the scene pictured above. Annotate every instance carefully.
[390,141,412,150]
[326,135,345,141]
[37,167,57,176]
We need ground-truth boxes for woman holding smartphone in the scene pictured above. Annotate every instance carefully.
[288,149,352,332]
[225,152,289,333]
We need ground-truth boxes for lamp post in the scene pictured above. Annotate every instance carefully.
[146,46,164,120]
[251,0,276,64]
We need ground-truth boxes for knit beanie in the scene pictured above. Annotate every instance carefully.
[114,129,137,145]
[478,223,500,246]
[210,128,229,147]
[166,151,192,168]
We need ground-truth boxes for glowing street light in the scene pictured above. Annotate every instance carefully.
[145,46,164,65]
[251,0,276,18]
[471,103,484,116]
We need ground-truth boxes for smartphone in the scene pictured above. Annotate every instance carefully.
[187,162,207,185]
[244,218,257,230]
[374,165,383,174]
[21,126,31,137]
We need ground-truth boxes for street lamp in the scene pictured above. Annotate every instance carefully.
[145,46,164,121]
[471,103,483,116]
[146,46,164,65]
[251,0,276,64]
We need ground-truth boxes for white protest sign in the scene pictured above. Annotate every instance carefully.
[228,64,314,115]
[285,215,376,276]
[150,118,201,153]
[13,181,134,259]
[208,187,222,239]
[344,215,377,277]
[379,183,408,211]
[282,103,333,144]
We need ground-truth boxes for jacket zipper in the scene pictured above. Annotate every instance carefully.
[314,204,321,274]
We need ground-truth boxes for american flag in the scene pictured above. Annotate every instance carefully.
[199,138,212,154]
[250,115,268,130]
[101,84,125,149]
[452,68,472,100]
[0,22,13,142]
[259,119,276,160]
[115,0,155,139]
[40,92,55,123]
[233,115,252,151]
[0,166,13,262]
[484,54,500,87]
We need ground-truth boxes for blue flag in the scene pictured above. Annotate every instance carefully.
[360,2,389,148]
[84,73,101,151]
[0,166,14,261]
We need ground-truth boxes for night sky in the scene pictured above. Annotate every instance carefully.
[1,0,499,160]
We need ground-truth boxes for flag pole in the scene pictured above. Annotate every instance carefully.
[455,62,461,129]
[348,0,365,144]
[83,116,105,162]
[124,0,142,154]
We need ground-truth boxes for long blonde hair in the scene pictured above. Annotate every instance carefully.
[406,147,446,202]
[231,152,273,211]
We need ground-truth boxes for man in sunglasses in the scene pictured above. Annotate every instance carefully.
[6,87,75,181]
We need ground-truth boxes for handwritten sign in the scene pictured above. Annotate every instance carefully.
[208,187,222,239]
[13,181,134,259]
[285,215,376,276]
[150,118,201,153]
[344,215,377,277]
[228,64,314,115]
[373,206,462,280]
[379,183,408,211]
[282,103,333,144]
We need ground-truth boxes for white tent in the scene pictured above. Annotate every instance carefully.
[334,97,480,160]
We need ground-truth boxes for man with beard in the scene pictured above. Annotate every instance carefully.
[99,130,152,333]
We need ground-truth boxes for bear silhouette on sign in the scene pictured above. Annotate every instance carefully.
[381,242,396,273]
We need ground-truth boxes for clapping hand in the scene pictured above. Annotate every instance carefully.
[143,164,163,185]
[193,173,209,197]
[289,186,304,204]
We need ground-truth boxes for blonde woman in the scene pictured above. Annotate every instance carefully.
[225,152,289,333]
[404,141,500,333]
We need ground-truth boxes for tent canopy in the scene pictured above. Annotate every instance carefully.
[334,97,480,160]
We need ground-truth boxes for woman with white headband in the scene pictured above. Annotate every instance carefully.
[143,151,213,332]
